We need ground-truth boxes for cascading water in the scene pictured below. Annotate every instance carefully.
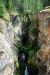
[13,16,22,41]
[25,66,28,75]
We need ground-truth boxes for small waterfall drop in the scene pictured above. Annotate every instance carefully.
[25,66,28,75]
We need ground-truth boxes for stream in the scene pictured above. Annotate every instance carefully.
[15,15,38,75]
[18,52,38,75]
[25,66,28,75]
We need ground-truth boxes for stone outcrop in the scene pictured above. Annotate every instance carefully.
[0,18,14,47]
[0,18,14,75]
[0,17,21,75]
[0,33,14,75]
[37,7,50,75]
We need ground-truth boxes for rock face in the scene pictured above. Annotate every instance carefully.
[0,15,22,75]
[0,18,14,47]
[0,18,15,75]
[0,33,14,75]
[37,7,50,75]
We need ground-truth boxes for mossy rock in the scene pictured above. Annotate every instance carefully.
[28,56,36,67]
[3,12,10,21]
[10,11,19,16]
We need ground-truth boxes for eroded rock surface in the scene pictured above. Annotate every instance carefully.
[0,18,19,75]
[37,7,50,75]
[0,33,14,75]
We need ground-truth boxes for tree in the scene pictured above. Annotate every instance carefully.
[43,0,50,8]
[0,0,6,17]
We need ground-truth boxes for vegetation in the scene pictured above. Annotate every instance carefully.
[0,0,50,75]
[0,0,49,20]
[42,0,50,8]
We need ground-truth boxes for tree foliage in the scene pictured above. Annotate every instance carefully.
[0,0,6,17]
[43,0,50,8]
[0,0,50,19]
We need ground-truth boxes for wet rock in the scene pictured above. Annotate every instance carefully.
[47,72,50,75]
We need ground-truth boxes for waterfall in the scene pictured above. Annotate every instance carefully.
[25,66,28,75]
[14,16,22,41]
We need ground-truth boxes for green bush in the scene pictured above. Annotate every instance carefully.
[0,0,5,17]
[0,0,10,20]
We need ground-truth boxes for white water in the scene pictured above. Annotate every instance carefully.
[25,66,28,75]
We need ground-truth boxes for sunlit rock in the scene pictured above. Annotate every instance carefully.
[0,33,14,75]
[37,6,50,75]
[0,17,20,75]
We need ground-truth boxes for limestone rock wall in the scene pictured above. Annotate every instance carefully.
[0,33,14,75]
[0,18,19,75]
[37,7,50,75]
[0,18,14,47]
